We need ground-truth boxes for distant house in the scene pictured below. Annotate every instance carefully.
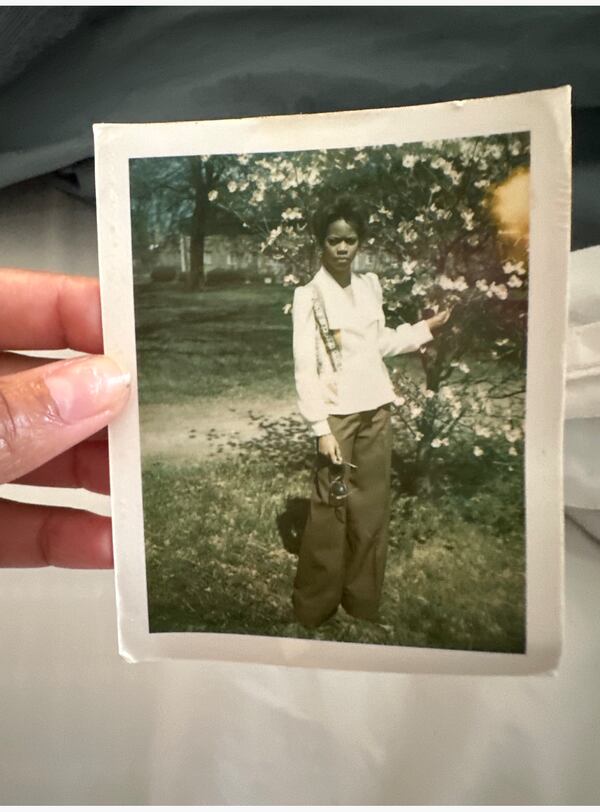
[139,232,397,282]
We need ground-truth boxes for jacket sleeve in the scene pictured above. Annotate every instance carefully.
[366,273,434,358]
[292,287,331,437]
[379,319,434,358]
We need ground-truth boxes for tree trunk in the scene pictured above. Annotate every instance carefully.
[189,225,205,291]
[411,432,434,496]
[187,157,209,291]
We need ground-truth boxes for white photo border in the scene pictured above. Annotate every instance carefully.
[95,86,571,673]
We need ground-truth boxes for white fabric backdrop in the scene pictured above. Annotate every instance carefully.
[1,181,599,804]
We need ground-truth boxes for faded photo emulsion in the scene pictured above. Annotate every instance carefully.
[131,135,529,650]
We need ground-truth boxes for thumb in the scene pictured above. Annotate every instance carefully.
[0,355,130,484]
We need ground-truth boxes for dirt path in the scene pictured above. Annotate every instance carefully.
[140,396,297,464]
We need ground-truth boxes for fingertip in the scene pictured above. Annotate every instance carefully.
[43,511,114,569]
[44,355,131,424]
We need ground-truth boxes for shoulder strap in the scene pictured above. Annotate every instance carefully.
[310,285,342,372]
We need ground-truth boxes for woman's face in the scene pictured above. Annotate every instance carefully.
[322,219,360,274]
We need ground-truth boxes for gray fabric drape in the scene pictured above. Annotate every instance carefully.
[0,7,599,247]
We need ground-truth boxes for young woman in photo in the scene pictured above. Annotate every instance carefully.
[292,196,450,628]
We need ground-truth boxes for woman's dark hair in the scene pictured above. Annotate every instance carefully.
[312,195,367,246]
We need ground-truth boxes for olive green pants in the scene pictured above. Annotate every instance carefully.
[292,405,392,628]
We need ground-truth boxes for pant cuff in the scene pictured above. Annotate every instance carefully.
[341,598,381,622]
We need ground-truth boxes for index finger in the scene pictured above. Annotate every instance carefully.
[0,268,103,353]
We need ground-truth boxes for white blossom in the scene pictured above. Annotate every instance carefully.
[508,446,519,456]
[476,279,489,293]
[473,446,484,457]
[283,274,299,286]
[281,207,303,221]
[282,303,293,315]
[266,226,282,245]
[504,427,522,443]
[410,405,423,419]
[402,154,417,168]
[490,282,508,300]
[474,179,490,189]
[264,277,272,284]
[458,362,470,374]
[461,209,475,230]
[402,260,417,276]
[507,274,524,288]
[431,438,443,448]
[503,260,526,276]
[474,424,492,438]
[207,190,218,201]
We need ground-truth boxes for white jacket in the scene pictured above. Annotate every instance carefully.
[292,267,433,436]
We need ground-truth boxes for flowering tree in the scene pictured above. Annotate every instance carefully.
[226,134,530,493]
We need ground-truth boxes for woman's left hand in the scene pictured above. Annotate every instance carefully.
[426,309,451,333]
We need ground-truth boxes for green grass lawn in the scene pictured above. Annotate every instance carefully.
[143,456,525,652]
[134,281,297,404]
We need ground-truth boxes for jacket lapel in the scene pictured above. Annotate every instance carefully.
[312,267,353,329]
[311,268,384,330]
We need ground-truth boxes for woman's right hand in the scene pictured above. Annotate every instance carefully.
[318,433,343,465]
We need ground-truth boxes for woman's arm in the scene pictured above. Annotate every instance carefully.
[365,273,435,358]
[379,319,434,358]
[292,287,331,437]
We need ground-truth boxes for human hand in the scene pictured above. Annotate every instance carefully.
[426,309,452,333]
[318,433,343,465]
[0,268,130,568]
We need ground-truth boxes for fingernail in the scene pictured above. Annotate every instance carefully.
[45,356,131,424]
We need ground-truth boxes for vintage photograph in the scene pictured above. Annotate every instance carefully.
[95,88,569,671]
[130,133,530,651]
